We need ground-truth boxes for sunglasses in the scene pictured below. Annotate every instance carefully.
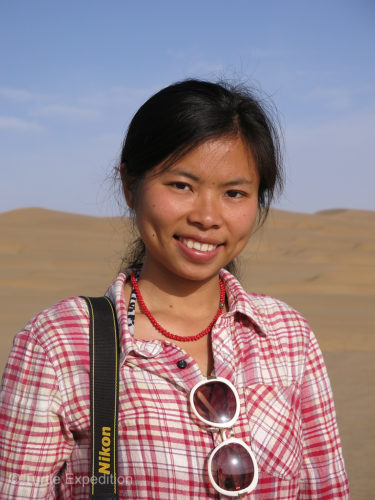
[190,377,258,497]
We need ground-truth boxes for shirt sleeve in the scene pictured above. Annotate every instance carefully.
[0,327,74,499]
[299,330,350,498]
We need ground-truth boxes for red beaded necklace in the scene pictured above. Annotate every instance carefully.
[130,271,226,342]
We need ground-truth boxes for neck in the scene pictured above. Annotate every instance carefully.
[136,262,222,313]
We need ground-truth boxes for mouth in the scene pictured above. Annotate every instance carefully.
[174,235,222,253]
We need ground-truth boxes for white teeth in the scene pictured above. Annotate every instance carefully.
[180,238,217,252]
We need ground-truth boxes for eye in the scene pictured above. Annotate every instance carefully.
[226,190,247,198]
[170,182,190,190]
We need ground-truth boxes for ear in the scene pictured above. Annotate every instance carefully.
[120,163,135,209]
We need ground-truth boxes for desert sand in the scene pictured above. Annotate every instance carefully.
[1,207,374,498]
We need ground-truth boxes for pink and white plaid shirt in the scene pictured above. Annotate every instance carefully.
[0,269,349,499]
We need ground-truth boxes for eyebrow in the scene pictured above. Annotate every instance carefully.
[169,169,254,186]
[171,169,200,181]
[222,178,254,187]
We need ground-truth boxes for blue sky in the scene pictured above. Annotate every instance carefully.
[1,0,374,216]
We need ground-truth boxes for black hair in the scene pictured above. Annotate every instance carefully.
[115,78,284,273]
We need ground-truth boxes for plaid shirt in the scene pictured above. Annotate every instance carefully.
[0,269,349,499]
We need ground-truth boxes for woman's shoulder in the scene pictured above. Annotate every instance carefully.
[247,291,308,320]
[4,296,92,385]
[27,294,89,323]
[18,272,127,350]
[239,292,318,373]
[245,291,312,336]
[221,269,311,335]
[21,295,90,348]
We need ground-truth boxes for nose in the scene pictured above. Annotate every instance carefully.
[187,192,223,230]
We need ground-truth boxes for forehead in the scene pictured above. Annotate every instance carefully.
[158,136,258,179]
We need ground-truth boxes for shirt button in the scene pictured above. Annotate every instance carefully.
[177,359,188,369]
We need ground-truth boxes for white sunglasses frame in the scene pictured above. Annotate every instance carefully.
[190,377,259,497]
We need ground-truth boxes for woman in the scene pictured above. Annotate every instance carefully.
[0,79,349,498]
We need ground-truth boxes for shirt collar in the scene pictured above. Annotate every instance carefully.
[105,270,163,362]
[105,268,269,361]
[219,268,269,337]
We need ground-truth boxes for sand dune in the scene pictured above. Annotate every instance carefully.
[1,207,374,498]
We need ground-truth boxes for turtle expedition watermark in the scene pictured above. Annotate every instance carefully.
[9,473,133,487]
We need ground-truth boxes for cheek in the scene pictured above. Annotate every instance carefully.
[231,204,258,238]
[135,196,179,237]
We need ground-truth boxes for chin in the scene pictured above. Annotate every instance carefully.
[171,264,224,283]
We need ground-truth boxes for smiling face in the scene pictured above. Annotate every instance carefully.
[123,135,260,284]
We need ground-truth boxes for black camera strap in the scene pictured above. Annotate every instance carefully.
[81,296,119,500]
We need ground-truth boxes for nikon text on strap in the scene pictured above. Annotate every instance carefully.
[81,296,119,500]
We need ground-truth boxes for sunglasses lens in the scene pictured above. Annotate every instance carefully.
[210,442,255,492]
[193,381,237,424]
